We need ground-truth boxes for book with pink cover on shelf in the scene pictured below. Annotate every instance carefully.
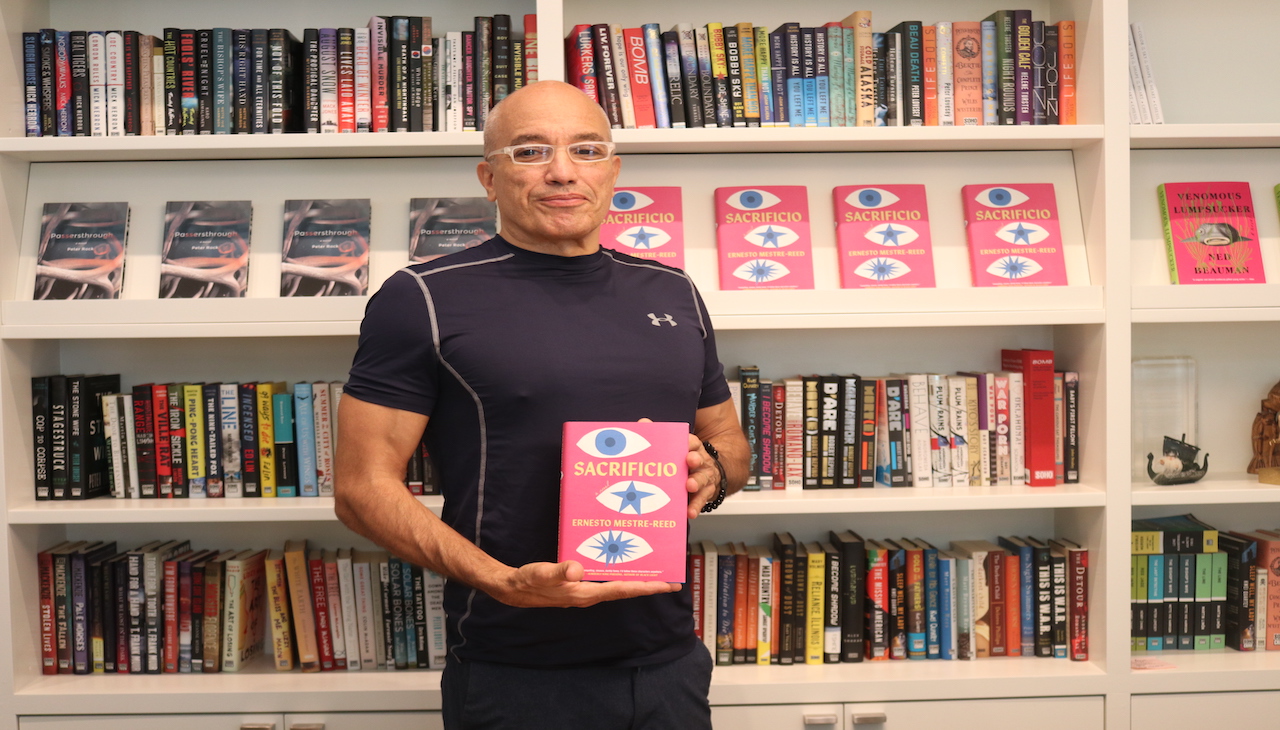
[961,183,1067,287]
[715,186,813,290]
[833,184,936,288]
[1157,181,1265,284]
[601,187,685,268]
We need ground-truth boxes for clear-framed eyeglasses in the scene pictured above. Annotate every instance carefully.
[485,142,617,165]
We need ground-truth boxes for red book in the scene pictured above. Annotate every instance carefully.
[523,14,538,84]
[162,552,183,672]
[1005,551,1022,656]
[151,383,172,497]
[621,27,656,128]
[865,539,890,660]
[337,28,356,133]
[566,25,598,102]
[38,543,66,675]
[921,25,938,126]
[309,550,336,670]
[689,545,704,640]
[322,553,347,669]
[368,17,389,132]
[178,30,196,133]
[1001,349,1056,486]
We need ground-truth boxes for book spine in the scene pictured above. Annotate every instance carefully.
[232,30,251,133]
[723,25,744,127]
[369,17,389,132]
[319,29,339,133]
[257,385,276,496]
[273,393,298,497]
[55,31,72,135]
[151,384,172,498]
[1057,21,1077,124]
[24,33,42,135]
[162,557,180,671]
[294,384,318,496]
[1014,10,1033,124]
[166,386,187,498]
[131,385,157,498]
[355,27,372,131]
[625,28,657,128]
[211,28,231,134]
[311,555,336,670]
[239,384,259,496]
[661,31,685,128]
[474,16,492,130]
[202,384,223,497]
[1044,25,1059,125]
[461,30,476,131]
[219,384,242,497]
[70,31,89,135]
[567,25,598,103]
[1031,22,1046,125]
[313,384,334,497]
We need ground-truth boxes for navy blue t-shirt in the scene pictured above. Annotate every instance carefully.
[344,236,730,668]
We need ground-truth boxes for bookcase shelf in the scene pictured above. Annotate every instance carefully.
[612,125,1106,154]
[714,484,1105,516]
[1129,124,1280,150]
[1130,474,1280,506]
[0,133,488,162]
[1128,651,1280,694]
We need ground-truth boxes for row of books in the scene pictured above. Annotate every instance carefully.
[29,375,437,501]
[728,349,1078,490]
[693,532,1087,665]
[23,14,538,137]
[1127,22,1163,125]
[568,12,1077,130]
[1131,515,1280,653]
[38,538,443,675]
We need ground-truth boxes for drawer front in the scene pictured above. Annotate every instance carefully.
[284,713,443,730]
[1133,691,1280,729]
[713,704,845,730]
[21,716,285,730]
[843,697,1103,730]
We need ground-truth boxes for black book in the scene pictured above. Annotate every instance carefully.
[1031,21,1046,124]
[196,29,213,133]
[675,25,703,128]
[886,31,903,126]
[1044,24,1060,125]
[268,29,300,133]
[166,384,188,498]
[890,21,923,125]
[801,376,819,488]
[818,375,843,488]
[461,30,476,131]
[511,38,524,93]
[839,374,862,488]
[592,24,622,128]
[695,27,717,127]
[492,14,512,103]
[49,375,69,499]
[799,27,815,126]
[202,383,223,497]
[389,17,409,131]
[122,31,140,135]
[872,33,887,126]
[1026,536,1054,656]
[738,365,760,488]
[250,28,269,134]
[858,379,877,486]
[101,553,125,672]
[412,564,429,667]
[23,32,42,136]
[661,31,685,127]
[768,26,787,127]
[239,383,260,496]
[822,542,842,663]
[724,25,744,127]
[131,384,157,498]
[771,532,797,664]
[163,29,180,134]
[1219,532,1258,651]
[300,29,319,133]
[829,530,866,661]
[69,31,89,135]
[474,16,493,130]
[408,18,424,131]
[39,29,55,136]
[422,21,436,133]
[72,542,117,674]
[72,374,120,499]
[884,539,908,659]
[112,553,131,671]
[33,376,52,500]
[885,378,909,486]
[791,540,809,663]
[232,29,252,133]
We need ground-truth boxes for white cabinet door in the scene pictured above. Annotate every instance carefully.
[20,716,285,730]
[712,704,844,730]
[843,697,1103,730]
[284,713,443,730]
[1133,691,1280,730]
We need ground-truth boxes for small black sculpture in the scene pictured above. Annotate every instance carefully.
[1147,434,1209,485]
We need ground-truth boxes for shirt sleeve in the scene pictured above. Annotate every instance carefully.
[343,269,439,416]
[692,282,731,410]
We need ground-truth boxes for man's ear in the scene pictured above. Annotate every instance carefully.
[476,160,498,202]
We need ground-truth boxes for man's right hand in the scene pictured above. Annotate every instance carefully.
[488,560,681,608]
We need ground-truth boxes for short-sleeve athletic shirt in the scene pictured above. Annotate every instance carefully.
[344,236,731,668]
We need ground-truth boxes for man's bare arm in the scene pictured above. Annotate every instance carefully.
[334,395,679,607]
[684,398,751,518]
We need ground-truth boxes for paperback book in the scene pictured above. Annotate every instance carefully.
[558,421,689,582]
[715,186,813,290]
[1157,182,1264,284]
[160,201,253,298]
[34,202,130,300]
[833,184,936,288]
[601,187,685,269]
[408,197,497,263]
[961,184,1067,287]
[280,199,370,296]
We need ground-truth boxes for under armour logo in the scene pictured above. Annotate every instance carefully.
[647,313,677,327]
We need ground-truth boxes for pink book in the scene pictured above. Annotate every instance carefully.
[715,186,814,290]
[602,187,684,268]
[833,185,936,288]
[961,183,1068,287]
[1158,182,1265,284]
[558,421,689,582]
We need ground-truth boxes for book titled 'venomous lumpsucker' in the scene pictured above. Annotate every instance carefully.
[1158,182,1265,284]
[559,421,689,582]
[161,201,252,298]
[715,185,813,290]
[35,202,130,300]
[281,199,370,296]
[601,187,685,269]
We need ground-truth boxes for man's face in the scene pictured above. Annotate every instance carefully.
[477,88,621,251]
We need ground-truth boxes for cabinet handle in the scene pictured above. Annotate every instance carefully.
[802,714,839,726]
[289,725,326,730]
[239,725,277,730]
[850,712,888,725]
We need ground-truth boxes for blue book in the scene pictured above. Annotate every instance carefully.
[24,32,41,136]
[768,26,787,127]
[272,392,297,497]
[999,536,1037,656]
[388,556,407,669]
[813,25,830,126]
[212,28,232,134]
[716,542,736,665]
[921,540,940,659]
[401,555,418,668]
[939,552,955,659]
[981,20,998,125]
[642,24,670,128]
[293,383,318,497]
[784,24,803,126]
[800,27,817,126]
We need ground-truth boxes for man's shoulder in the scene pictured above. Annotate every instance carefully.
[403,238,512,279]
[600,247,693,282]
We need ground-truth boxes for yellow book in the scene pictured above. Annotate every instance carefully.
[736,22,760,123]
[263,549,293,670]
[182,383,206,496]
[805,541,825,665]
[842,10,874,126]
[257,382,278,497]
[707,23,729,127]
[221,548,267,672]
[283,539,320,672]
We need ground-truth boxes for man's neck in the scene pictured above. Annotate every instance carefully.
[501,231,602,257]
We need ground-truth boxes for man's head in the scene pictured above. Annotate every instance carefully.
[477,81,620,255]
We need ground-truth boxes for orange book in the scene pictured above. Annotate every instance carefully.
[283,539,321,672]
[733,542,749,662]
[1005,552,1022,656]
[746,544,760,663]
[1055,21,1076,124]
[922,25,938,126]
[263,549,294,670]
[951,22,983,125]
[1242,531,1280,650]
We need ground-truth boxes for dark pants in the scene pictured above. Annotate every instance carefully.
[441,643,713,730]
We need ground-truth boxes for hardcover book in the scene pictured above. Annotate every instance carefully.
[601,187,685,268]
[1156,182,1264,284]
[961,183,1067,287]
[834,185,935,288]
[35,202,130,300]
[408,197,497,263]
[714,186,813,290]
[160,201,252,298]
[558,421,689,581]
[280,199,370,296]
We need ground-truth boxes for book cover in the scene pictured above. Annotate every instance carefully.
[602,187,684,268]
[408,197,497,263]
[280,199,370,296]
[1156,182,1264,284]
[962,183,1067,286]
[833,185,935,288]
[35,202,129,300]
[715,186,813,290]
[558,421,689,581]
[159,201,251,298]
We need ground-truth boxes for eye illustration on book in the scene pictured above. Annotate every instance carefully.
[725,188,782,211]
[986,255,1044,280]
[732,258,791,283]
[995,221,1050,245]
[576,427,652,458]
[576,530,655,565]
[610,190,655,212]
[614,226,671,250]
[596,480,672,515]
[972,186,1030,208]
[846,187,901,210]
[744,224,799,248]
[864,222,918,247]
[855,257,911,282]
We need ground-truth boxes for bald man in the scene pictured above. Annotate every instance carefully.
[336,81,748,730]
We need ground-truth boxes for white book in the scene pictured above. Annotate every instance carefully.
[88,31,107,136]
[1130,22,1163,124]
[152,45,165,135]
[330,382,344,442]
[1257,571,1269,651]
[313,382,334,497]
[351,551,379,670]
[323,550,347,669]
[699,539,717,657]
[425,568,446,668]
[105,31,124,136]
[221,549,266,672]
[1127,29,1152,124]
[336,548,361,670]
[435,37,447,132]
[905,374,932,487]
[888,31,904,126]
[1127,73,1142,125]
[934,23,954,126]
[1005,371,1025,486]
[947,375,970,487]
[121,393,141,499]
[354,27,372,132]
[447,31,464,133]
[783,378,804,490]
[609,23,636,129]
[103,394,126,498]
[926,374,951,486]
[219,383,242,497]
[320,32,339,133]
[372,556,388,669]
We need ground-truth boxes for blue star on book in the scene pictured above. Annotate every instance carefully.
[589,531,640,564]
[611,481,655,514]
[755,226,786,247]
[627,227,658,248]
[1008,223,1035,244]
[877,224,904,245]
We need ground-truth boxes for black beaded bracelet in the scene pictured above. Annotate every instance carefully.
[700,440,728,513]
